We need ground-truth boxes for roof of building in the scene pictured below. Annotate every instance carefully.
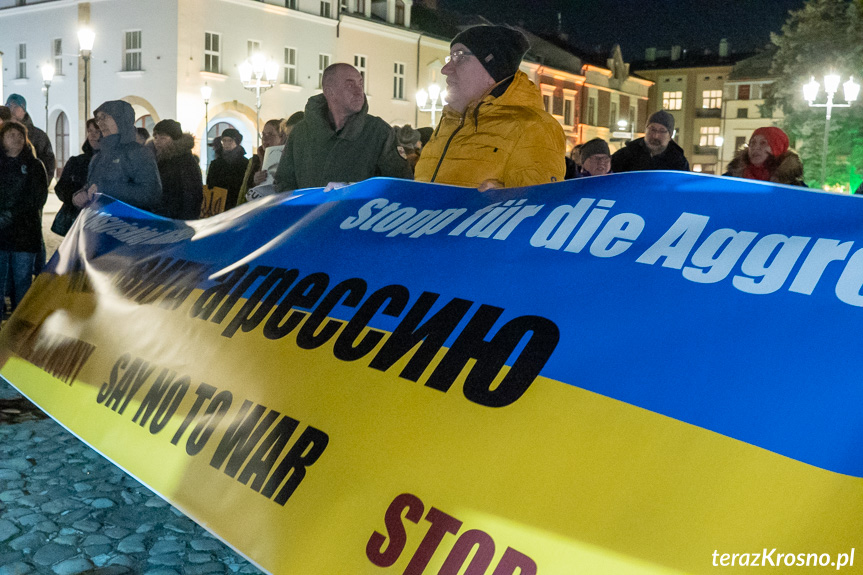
[726,45,778,81]
[631,48,754,72]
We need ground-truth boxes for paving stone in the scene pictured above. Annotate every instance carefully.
[18,512,49,527]
[185,563,227,575]
[83,544,113,557]
[189,539,222,552]
[0,561,34,575]
[52,534,80,546]
[103,526,130,539]
[9,530,47,551]
[90,498,115,509]
[0,489,25,502]
[34,519,60,533]
[71,519,101,532]
[0,518,20,542]
[117,533,147,554]
[51,557,94,575]
[142,570,180,575]
[33,542,77,566]
[41,498,80,514]
[0,458,31,471]
[0,469,22,480]
[147,553,184,567]
[150,539,186,555]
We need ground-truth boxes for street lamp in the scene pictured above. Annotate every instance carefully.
[715,136,725,174]
[239,53,278,148]
[415,84,446,127]
[41,63,55,130]
[201,83,212,173]
[803,73,860,187]
[615,118,634,141]
[78,27,95,122]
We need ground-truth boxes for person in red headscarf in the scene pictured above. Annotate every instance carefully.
[724,127,805,186]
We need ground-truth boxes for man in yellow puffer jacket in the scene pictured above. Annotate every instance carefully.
[414,25,565,191]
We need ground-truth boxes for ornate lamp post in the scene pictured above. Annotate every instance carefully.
[803,73,860,187]
[615,118,634,141]
[78,28,95,123]
[41,63,55,130]
[415,84,446,127]
[201,83,212,173]
[239,53,278,148]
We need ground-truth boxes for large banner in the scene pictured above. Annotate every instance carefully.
[2,173,862,574]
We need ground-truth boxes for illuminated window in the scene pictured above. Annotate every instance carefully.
[393,62,405,99]
[699,126,720,146]
[702,90,722,109]
[53,38,64,75]
[662,91,682,110]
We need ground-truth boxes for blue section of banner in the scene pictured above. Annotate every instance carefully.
[53,172,863,477]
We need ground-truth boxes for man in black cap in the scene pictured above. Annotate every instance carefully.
[575,138,613,177]
[206,127,249,209]
[152,119,203,219]
[611,110,689,173]
[414,25,565,190]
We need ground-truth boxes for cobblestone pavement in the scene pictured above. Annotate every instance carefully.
[0,195,267,575]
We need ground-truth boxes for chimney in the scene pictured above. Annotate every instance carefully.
[719,38,729,57]
[670,45,682,61]
[645,47,656,62]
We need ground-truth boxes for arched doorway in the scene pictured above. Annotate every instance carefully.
[206,121,238,166]
[54,112,70,178]
[135,114,155,134]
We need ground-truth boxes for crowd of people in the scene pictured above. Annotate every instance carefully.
[0,24,852,317]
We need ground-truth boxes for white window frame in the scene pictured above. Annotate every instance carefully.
[610,101,619,128]
[354,54,367,91]
[320,0,332,17]
[587,96,597,126]
[124,30,142,72]
[284,46,298,85]
[248,40,262,59]
[392,61,405,100]
[286,0,297,8]
[17,43,27,79]
[540,84,555,115]
[318,53,331,89]
[662,90,682,110]
[699,126,720,146]
[702,89,722,109]
[562,88,577,127]
[204,32,221,74]
[52,38,63,75]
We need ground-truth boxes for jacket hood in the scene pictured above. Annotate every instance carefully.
[304,93,369,140]
[726,147,804,186]
[94,100,137,145]
[157,133,196,160]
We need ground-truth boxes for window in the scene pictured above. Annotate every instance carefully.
[564,99,573,126]
[320,0,331,17]
[542,94,551,113]
[284,47,297,85]
[738,84,750,100]
[395,0,405,25]
[736,108,749,119]
[53,38,63,75]
[17,43,26,79]
[286,0,297,8]
[699,126,720,146]
[204,32,220,74]
[356,0,365,12]
[124,30,142,71]
[702,89,722,109]
[55,112,70,173]
[735,136,746,151]
[662,91,682,110]
[248,40,261,59]
[340,0,348,12]
[318,53,330,88]
[610,102,618,128]
[630,106,637,126]
[393,62,405,99]
[354,55,367,87]
[587,97,597,125]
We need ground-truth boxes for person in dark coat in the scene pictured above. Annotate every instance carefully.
[74,100,162,212]
[53,118,101,236]
[0,122,48,312]
[152,119,203,219]
[206,128,248,210]
[723,126,805,186]
[611,110,689,173]
[5,94,55,178]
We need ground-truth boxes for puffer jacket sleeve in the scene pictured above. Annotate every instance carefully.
[502,115,566,187]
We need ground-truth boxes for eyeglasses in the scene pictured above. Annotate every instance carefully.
[445,50,474,65]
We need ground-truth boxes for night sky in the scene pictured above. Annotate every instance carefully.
[438,0,808,60]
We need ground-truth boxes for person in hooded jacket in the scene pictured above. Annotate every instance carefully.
[73,100,162,212]
[152,119,203,219]
[0,121,48,312]
[413,25,565,190]
[53,118,101,236]
[206,128,248,210]
[724,126,805,186]
[5,94,55,179]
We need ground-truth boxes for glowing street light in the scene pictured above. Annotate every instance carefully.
[78,28,95,123]
[415,83,446,127]
[803,73,859,187]
[41,63,55,130]
[239,53,278,147]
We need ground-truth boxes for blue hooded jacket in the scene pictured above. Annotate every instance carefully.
[87,100,162,211]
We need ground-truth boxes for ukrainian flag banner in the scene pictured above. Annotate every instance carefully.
[1,172,862,574]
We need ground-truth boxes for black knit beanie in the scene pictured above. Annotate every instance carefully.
[451,25,530,83]
[220,128,243,145]
[153,119,183,141]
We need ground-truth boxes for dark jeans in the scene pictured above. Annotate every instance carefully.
[0,251,36,313]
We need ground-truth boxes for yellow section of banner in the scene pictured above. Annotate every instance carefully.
[3,274,861,574]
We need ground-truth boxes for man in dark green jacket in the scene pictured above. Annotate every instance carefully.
[274,63,411,193]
